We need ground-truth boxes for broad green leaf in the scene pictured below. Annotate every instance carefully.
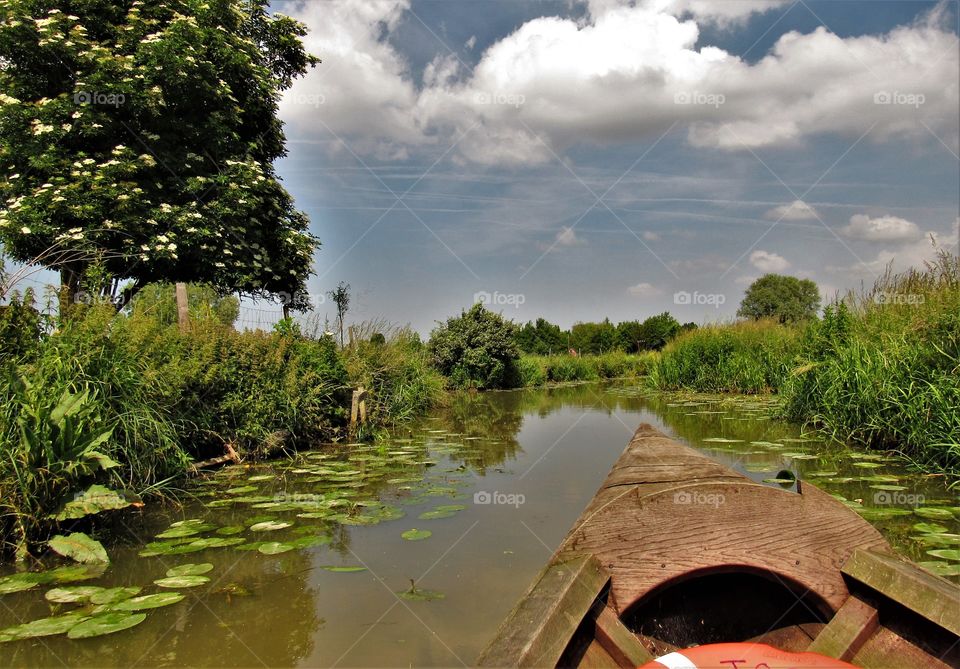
[926,549,960,561]
[166,563,214,577]
[257,542,295,555]
[154,575,210,588]
[48,533,109,564]
[45,586,105,603]
[0,572,52,595]
[401,529,431,541]
[111,592,185,611]
[90,587,141,606]
[0,613,89,643]
[319,566,366,573]
[67,612,146,639]
[250,521,292,532]
[50,485,138,521]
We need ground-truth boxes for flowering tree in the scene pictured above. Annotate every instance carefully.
[0,0,319,309]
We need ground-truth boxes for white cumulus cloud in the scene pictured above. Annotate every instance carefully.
[750,249,790,272]
[842,214,922,242]
[628,281,663,297]
[765,200,820,221]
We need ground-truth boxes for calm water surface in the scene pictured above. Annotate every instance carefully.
[1,382,957,667]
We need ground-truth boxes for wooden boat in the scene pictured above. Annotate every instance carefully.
[477,424,960,668]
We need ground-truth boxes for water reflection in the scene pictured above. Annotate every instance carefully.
[0,381,955,668]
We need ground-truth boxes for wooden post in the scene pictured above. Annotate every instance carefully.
[175,282,189,332]
[350,387,368,434]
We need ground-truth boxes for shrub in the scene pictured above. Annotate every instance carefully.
[429,304,520,389]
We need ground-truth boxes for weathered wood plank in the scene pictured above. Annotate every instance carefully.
[593,605,654,668]
[851,625,953,669]
[577,639,622,669]
[842,549,960,636]
[476,554,609,668]
[807,596,879,660]
[559,479,888,613]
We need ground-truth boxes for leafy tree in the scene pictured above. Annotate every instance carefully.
[516,317,565,355]
[0,288,41,360]
[616,320,643,353]
[738,274,821,324]
[429,304,519,389]
[327,281,350,347]
[638,312,681,350]
[129,282,239,327]
[570,319,619,355]
[0,0,319,309]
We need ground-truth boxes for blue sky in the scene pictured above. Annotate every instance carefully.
[269,0,959,333]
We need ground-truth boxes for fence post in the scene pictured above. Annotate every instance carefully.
[350,386,368,434]
[175,282,189,332]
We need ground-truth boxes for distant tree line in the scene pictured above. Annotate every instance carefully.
[515,313,697,355]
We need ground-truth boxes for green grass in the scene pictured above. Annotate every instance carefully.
[518,351,657,386]
[650,251,960,475]
[650,320,800,394]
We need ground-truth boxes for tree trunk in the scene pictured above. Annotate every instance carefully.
[175,282,189,332]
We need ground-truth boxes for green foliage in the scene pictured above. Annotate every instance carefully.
[518,352,656,386]
[637,312,681,351]
[429,304,520,389]
[782,251,960,473]
[569,318,618,355]
[738,274,821,324]
[341,324,444,433]
[651,320,801,393]
[516,318,565,355]
[129,283,239,327]
[0,0,319,306]
[0,289,41,360]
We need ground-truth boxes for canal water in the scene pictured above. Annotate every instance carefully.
[1,382,957,666]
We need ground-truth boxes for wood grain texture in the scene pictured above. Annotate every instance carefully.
[476,554,609,668]
[593,605,654,667]
[842,549,960,637]
[807,596,879,660]
[555,424,891,614]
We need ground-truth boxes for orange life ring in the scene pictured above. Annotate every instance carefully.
[639,642,859,669]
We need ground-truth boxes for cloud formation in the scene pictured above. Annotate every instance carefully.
[842,214,922,242]
[765,200,820,221]
[750,249,790,272]
[281,0,959,165]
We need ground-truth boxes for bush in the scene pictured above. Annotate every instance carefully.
[429,304,520,389]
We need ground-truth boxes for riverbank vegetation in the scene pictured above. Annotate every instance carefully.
[653,252,960,474]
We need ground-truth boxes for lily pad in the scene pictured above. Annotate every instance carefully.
[45,586,105,603]
[702,437,745,443]
[67,612,147,639]
[926,549,960,561]
[90,587,142,606]
[289,535,331,549]
[0,572,52,595]
[249,521,292,532]
[156,523,215,539]
[154,575,210,588]
[914,508,956,520]
[215,526,245,536]
[918,561,960,577]
[397,585,445,601]
[166,563,214,577]
[0,613,90,643]
[401,529,432,541]
[111,592,185,611]
[49,485,139,521]
[418,510,456,520]
[257,542,295,555]
[914,522,949,534]
[48,533,109,564]
[319,566,367,573]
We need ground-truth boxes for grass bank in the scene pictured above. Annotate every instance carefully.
[0,306,442,557]
[517,351,657,386]
[651,252,960,475]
